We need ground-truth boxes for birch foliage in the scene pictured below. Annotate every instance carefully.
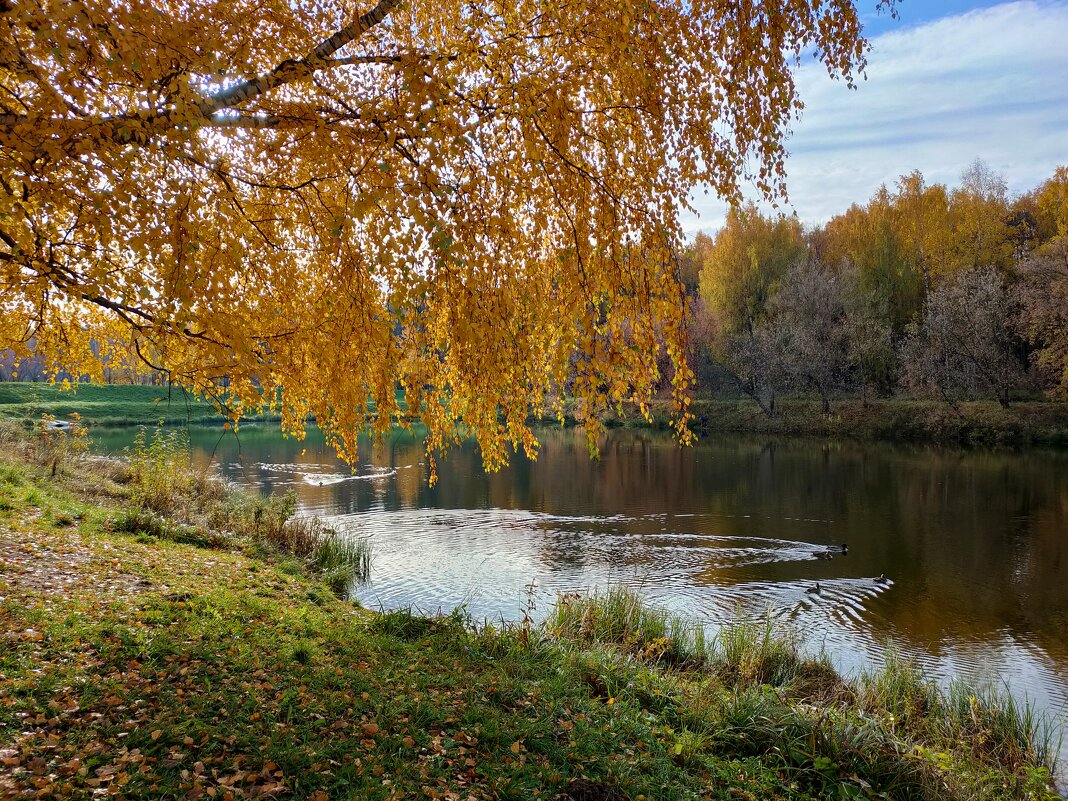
[0,0,888,471]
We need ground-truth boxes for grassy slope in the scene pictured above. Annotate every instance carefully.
[0,383,411,428]
[0,383,238,426]
[0,439,1060,800]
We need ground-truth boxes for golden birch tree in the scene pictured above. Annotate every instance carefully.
[0,0,891,471]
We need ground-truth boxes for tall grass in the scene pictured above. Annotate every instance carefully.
[546,587,838,694]
[708,686,941,798]
[543,587,1060,799]
[545,586,708,665]
[308,527,373,596]
[710,618,845,699]
[858,649,938,728]
[942,680,1060,773]
[858,651,1060,773]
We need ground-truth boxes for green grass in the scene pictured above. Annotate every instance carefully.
[310,529,373,596]
[0,436,1061,800]
[0,382,410,428]
[0,382,241,426]
[0,418,372,593]
[545,590,1061,799]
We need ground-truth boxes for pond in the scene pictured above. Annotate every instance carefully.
[92,424,1068,773]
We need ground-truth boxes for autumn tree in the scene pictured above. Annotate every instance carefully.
[942,159,1011,274]
[1033,166,1068,243]
[901,267,1027,407]
[695,205,806,416]
[676,231,714,296]
[892,170,951,292]
[0,0,890,469]
[697,204,806,337]
[1015,237,1068,396]
[817,187,922,331]
[1006,167,1067,261]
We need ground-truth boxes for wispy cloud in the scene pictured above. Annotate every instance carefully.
[680,1,1068,235]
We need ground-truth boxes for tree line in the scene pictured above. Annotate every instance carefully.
[677,160,1068,414]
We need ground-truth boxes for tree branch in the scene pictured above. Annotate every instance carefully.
[198,0,401,116]
[324,52,459,67]
[0,0,402,135]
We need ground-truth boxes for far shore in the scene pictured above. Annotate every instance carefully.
[2,381,1068,448]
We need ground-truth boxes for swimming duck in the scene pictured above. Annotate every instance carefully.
[805,582,821,594]
[875,574,890,585]
[815,551,834,560]
[826,543,848,554]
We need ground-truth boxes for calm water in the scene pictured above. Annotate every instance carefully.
[92,425,1068,769]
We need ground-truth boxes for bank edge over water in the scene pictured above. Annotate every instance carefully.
[545,397,1068,449]
[4,383,1068,449]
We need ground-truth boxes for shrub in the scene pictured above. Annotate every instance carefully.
[32,413,90,477]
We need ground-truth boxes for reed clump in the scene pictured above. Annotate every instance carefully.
[545,585,709,666]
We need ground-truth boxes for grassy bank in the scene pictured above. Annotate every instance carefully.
[0,383,410,430]
[603,398,1068,448]
[0,423,1060,799]
[0,383,257,427]
[4,382,1067,449]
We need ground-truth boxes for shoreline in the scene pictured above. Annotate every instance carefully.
[0,420,1062,800]
[3,382,1068,449]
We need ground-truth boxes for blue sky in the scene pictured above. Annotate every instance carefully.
[859,0,1010,35]
[680,0,1068,235]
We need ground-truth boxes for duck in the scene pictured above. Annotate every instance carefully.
[805,582,821,594]
[875,574,890,585]
[815,543,847,558]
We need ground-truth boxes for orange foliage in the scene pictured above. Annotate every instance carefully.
[0,0,888,472]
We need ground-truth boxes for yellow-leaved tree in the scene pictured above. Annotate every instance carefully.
[0,0,891,473]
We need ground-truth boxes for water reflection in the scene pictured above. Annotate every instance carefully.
[92,424,1068,767]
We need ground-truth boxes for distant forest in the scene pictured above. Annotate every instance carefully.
[676,160,1068,414]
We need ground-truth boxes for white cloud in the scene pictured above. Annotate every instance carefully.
[680,1,1068,236]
